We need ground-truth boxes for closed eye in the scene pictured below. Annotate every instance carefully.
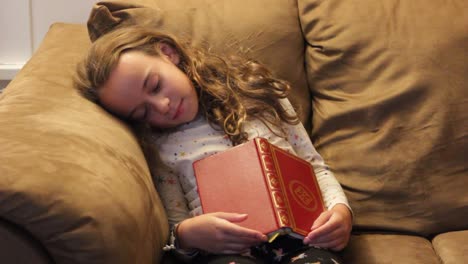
[150,78,161,95]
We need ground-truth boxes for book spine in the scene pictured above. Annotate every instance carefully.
[256,138,293,229]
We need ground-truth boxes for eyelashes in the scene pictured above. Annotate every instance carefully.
[150,77,161,95]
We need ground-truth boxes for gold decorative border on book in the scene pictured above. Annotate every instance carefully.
[268,143,325,236]
[256,138,293,229]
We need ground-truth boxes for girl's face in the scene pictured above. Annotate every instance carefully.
[99,44,199,129]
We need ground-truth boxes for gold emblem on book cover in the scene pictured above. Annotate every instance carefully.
[289,180,318,211]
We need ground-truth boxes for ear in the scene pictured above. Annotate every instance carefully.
[159,42,180,65]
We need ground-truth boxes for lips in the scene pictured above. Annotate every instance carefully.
[172,99,183,120]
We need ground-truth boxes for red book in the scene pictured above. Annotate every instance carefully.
[193,137,325,241]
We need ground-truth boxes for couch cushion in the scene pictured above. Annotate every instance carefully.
[342,234,440,264]
[432,230,468,264]
[0,23,168,264]
[87,0,311,126]
[299,0,468,236]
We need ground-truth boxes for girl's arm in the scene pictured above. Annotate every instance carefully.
[279,99,352,250]
[244,98,352,250]
[275,98,351,212]
[153,137,267,256]
[153,164,191,226]
[176,212,267,254]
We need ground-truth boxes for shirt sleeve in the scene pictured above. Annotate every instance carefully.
[245,98,351,212]
[153,164,191,227]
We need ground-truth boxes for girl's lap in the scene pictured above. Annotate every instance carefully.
[195,236,342,264]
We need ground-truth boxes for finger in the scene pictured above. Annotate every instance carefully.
[212,212,249,223]
[220,231,267,245]
[221,222,267,241]
[305,221,337,243]
[311,211,332,230]
[307,228,350,251]
[306,227,343,245]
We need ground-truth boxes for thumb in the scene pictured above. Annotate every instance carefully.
[212,212,249,223]
[311,211,332,230]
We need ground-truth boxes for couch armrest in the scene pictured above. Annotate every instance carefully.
[0,23,168,264]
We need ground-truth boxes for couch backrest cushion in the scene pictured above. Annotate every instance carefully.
[87,0,311,126]
[299,0,468,236]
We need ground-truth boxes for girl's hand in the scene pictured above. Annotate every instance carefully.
[303,204,352,251]
[177,212,268,254]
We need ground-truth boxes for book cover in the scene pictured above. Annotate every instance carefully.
[193,137,325,240]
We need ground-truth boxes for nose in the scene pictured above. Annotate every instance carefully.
[149,95,170,115]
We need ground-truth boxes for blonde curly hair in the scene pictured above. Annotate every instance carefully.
[74,25,299,146]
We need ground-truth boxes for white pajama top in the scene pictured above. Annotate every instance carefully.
[151,99,350,226]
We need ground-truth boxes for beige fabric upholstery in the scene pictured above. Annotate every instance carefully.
[341,234,441,264]
[0,23,168,264]
[433,231,468,264]
[299,0,468,236]
[0,0,466,263]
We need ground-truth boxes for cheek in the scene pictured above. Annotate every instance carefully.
[188,91,199,117]
[192,98,199,115]
[148,114,166,128]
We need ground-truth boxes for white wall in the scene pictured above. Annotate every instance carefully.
[0,0,31,79]
[30,0,97,51]
[0,0,97,80]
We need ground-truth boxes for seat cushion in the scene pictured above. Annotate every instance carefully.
[432,230,468,264]
[342,233,440,264]
[87,0,311,126]
[299,0,468,236]
[0,23,168,264]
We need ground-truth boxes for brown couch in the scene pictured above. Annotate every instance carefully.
[0,0,467,263]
